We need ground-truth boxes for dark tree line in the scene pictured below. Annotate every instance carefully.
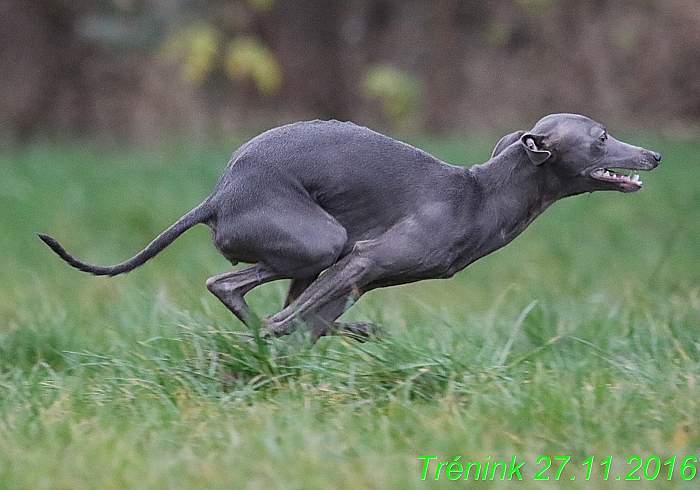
[2,0,699,141]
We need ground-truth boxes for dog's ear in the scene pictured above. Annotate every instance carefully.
[491,130,525,158]
[519,133,552,165]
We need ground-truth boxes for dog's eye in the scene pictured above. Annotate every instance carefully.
[600,132,608,143]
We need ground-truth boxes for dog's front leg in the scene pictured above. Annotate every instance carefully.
[262,253,376,337]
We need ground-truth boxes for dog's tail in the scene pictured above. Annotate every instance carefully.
[38,202,213,277]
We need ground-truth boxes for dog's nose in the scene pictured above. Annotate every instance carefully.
[645,150,661,167]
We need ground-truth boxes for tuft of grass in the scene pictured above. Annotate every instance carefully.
[1,135,699,488]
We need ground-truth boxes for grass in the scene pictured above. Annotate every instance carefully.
[1,132,700,488]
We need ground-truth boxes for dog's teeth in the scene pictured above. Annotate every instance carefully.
[603,171,611,177]
[631,174,640,182]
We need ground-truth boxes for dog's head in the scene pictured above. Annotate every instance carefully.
[493,113,661,194]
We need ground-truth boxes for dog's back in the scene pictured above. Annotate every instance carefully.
[210,120,469,242]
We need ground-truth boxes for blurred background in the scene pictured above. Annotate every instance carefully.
[2,0,700,143]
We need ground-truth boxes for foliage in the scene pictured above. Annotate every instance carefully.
[160,23,281,96]
[362,65,422,124]
[161,23,222,86]
[1,134,699,487]
[7,0,700,139]
[225,37,281,95]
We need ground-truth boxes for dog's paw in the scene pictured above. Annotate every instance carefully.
[257,317,273,338]
[258,317,296,338]
[338,321,383,341]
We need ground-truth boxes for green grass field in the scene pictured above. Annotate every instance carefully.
[1,132,699,489]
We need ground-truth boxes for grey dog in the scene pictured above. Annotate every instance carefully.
[40,114,660,340]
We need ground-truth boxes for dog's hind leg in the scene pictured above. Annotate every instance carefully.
[284,276,318,308]
[206,263,284,326]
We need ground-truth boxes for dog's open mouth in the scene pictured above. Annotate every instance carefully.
[590,168,642,190]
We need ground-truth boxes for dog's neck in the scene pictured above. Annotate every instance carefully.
[468,145,561,251]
